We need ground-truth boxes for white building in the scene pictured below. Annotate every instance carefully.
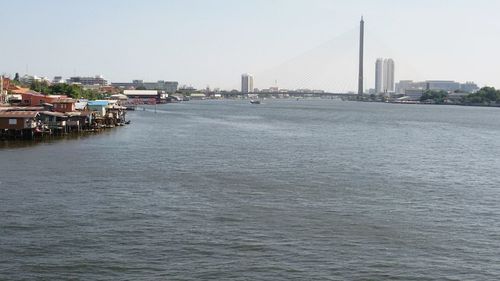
[395,80,426,95]
[68,75,107,86]
[374,58,395,95]
[53,76,66,84]
[241,73,254,93]
[375,58,384,94]
[426,80,460,92]
[383,58,395,93]
[20,75,50,85]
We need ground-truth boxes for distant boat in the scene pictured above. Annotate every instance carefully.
[250,100,261,104]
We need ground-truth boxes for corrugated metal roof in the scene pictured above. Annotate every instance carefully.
[40,111,66,117]
[87,100,109,106]
[0,106,45,111]
[75,101,88,110]
[123,90,158,96]
[0,111,40,118]
[88,100,109,106]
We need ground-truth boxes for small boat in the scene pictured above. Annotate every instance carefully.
[250,100,261,104]
[125,120,131,125]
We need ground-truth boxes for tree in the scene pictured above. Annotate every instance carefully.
[420,90,448,104]
[30,81,51,94]
[463,87,500,104]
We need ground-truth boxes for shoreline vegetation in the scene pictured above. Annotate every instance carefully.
[350,87,500,107]
[1,74,499,142]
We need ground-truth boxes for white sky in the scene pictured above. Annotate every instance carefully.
[1,0,499,91]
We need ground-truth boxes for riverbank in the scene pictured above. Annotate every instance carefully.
[0,99,128,141]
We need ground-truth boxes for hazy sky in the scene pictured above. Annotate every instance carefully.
[1,0,500,91]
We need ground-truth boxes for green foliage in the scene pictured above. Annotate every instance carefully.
[420,90,448,104]
[30,82,106,100]
[463,87,500,104]
[30,81,51,94]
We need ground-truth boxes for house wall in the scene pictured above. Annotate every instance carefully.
[53,103,76,113]
[21,93,45,106]
[88,105,106,116]
[0,117,35,130]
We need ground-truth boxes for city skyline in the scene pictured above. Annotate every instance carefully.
[1,0,500,91]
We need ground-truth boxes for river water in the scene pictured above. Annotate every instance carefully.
[1,99,500,280]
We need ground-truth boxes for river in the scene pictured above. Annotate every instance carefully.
[1,99,500,280]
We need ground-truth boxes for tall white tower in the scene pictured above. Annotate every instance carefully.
[241,73,253,93]
[383,58,395,93]
[375,58,384,94]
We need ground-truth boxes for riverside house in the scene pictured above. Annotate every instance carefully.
[0,97,127,140]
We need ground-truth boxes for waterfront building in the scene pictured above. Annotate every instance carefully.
[383,59,395,93]
[52,98,77,113]
[395,80,426,95]
[396,80,476,95]
[20,92,69,107]
[404,89,425,101]
[75,99,88,111]
[189,93,207,100]
[459,82,479,93]
[68,75,108,86]
[87,100,109,117]
[112,80,178,93]
[123,90,161,103]
[375,58,383,94]
[426,80,460,92]
[0,111,39,131]
[374,58,395,95]
[241,74,254,93]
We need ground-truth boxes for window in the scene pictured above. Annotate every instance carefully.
[8,119,17,125]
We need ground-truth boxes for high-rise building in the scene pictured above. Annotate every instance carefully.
[241,73,253,93]
[383,58,395,93]
[374,58,395,94]
[375,58,384,94]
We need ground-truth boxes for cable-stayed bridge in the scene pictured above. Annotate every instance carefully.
[226,17,421,95]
